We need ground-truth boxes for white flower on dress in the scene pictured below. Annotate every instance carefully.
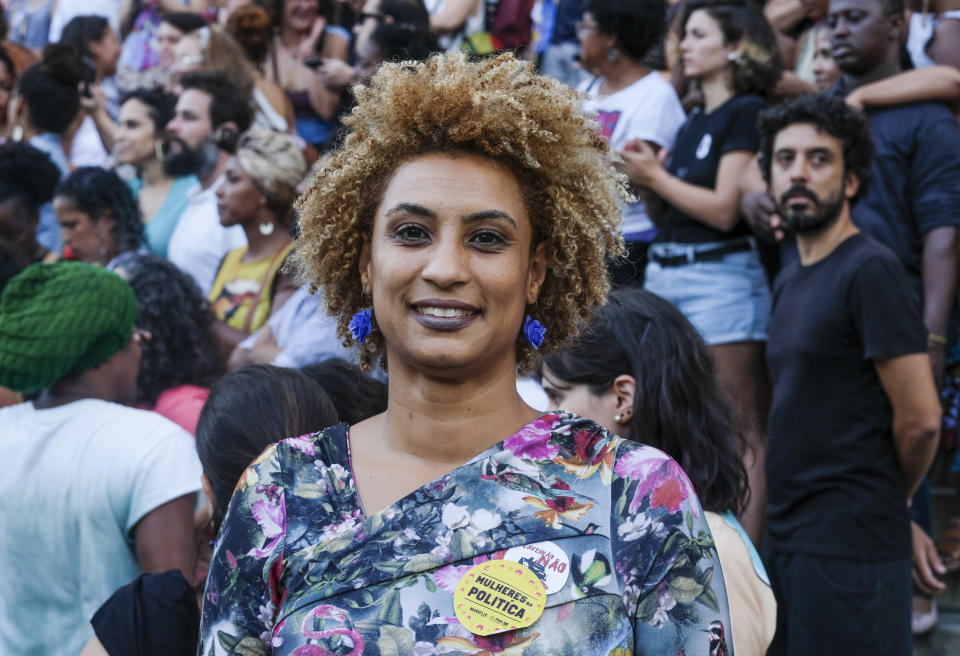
[441,503,470,530]
[617,514,663,542]
[468,509,502,533]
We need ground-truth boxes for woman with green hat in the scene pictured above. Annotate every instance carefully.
[0,261,203,655]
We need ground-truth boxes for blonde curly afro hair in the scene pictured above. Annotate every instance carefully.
[293,52,628,372]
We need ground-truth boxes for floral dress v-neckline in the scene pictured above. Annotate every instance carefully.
[200,412,732,656]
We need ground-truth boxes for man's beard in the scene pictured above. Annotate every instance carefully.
[777,185,846,235]
[161,134,219,178]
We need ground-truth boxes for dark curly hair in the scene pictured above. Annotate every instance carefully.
[117,254,223,406]
[758,93,873,204]
[542,288,749,515]
[0,141,61,212]
[17,44,85,134]
[676,0,781,100]
[55,167,144,255]
[588,0,668,62]
[120,87,177,133]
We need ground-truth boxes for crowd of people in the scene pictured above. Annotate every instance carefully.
[0,0,958,654]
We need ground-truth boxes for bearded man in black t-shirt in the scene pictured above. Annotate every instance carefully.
[758,94,942,656]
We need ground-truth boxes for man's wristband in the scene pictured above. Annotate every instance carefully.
[928,332,948,346]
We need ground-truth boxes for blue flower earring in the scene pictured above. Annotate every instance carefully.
[523,315,546,350]
[349,308,373,344]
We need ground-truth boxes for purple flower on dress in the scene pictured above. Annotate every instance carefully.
[349,309,372,343]
[614,446,698,517]
[283,435,316,456]
[504,414,560,459]
[523,315,546,349]
[247,494,286,557]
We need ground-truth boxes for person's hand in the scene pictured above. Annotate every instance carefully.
[299,16,328,60]
[250,326,283,364]
[912,520,947,596]
[619,139,661,188]
[78,83,107,116]
[740,191,785,242]
[845,88,865,111]
[316,58,358,89]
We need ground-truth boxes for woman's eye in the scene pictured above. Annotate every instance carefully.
[395,225,429,242]
[470,230,506,248]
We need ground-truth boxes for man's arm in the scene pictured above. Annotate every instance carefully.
[922,226,957,386]
[134,493,197,579]
[874,353,941,499]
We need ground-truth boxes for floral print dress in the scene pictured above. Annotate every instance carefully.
[199,413,733,656]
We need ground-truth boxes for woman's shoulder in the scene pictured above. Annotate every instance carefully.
[727,94,768,113]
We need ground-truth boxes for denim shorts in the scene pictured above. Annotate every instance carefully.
[643,239,771,345]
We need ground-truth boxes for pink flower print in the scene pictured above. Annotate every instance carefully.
[282,434,316,456]
[247,494,286,558]
[300,605,364,655]
[503,414,561,460]
[614,447,698,517]
[433,564,473,593]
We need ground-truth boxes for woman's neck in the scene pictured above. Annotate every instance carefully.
[374,355,538,466]
[242,215,290,260]
[279,25,307,50]
[600,59,652,95]
[700,72,735,113]
[140,156,167,185]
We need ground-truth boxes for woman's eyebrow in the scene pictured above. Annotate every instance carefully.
[385,203,437,219]
[463,210,516,227]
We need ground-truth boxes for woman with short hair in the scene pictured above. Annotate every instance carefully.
[199,52,733,656]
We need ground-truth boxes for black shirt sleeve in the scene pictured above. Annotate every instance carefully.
[718,95,765,155]
[848,254,927,360]
[911,105,960,234]
[91,570,200,656]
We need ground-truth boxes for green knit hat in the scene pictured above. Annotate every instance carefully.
[0,261,138,394]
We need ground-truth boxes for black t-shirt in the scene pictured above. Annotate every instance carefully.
[828,80,960,282]
[655,94,766,244]
[766,233,926,561]
[91,570,199,656]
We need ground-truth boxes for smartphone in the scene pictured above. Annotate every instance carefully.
[81,56,96,97]
[303,55,324,70]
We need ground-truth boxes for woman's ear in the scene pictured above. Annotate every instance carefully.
[201,473,215,511]
[612,374,636,423]
[358,232,372,296]
[526,242,547,305]
[96,209,115,242]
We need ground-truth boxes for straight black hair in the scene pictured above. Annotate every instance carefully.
[542,288,749,515]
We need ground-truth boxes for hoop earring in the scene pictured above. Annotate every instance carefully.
[606,48,620,63]
[10,125,23,142]
[258,221,275,236]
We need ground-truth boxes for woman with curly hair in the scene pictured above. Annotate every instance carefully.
[620,0,781,544]
[540,288,776,655]
[0,141,62,265]
[53,167,145,269]
[199,53,733,656]
[114,254,222,436]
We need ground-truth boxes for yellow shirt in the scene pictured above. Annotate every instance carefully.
[208,242,293,334]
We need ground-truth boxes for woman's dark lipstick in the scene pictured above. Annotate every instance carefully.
[410,299,481,332]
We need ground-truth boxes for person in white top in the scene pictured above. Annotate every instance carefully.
[576,0,685,284]
[424,0,485,51]
[164,71,250,296]
[0,261,202,656]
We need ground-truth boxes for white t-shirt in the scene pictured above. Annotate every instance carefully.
[580,72,686,239]
[237,286,350,369]
[424,0,485,52]
[167,175,247,297]
[0,399,202,656]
